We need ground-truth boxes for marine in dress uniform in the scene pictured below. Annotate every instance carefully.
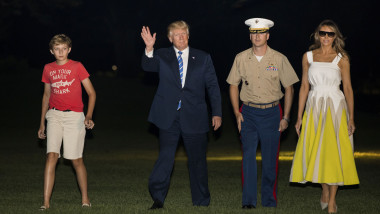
[227,18,299,208]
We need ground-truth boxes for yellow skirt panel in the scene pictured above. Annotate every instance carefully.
[290,107,359,185]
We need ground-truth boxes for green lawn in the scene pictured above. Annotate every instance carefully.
[0,74,379,213]
[1,146,379,214]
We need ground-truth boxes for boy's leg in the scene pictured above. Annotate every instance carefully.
[44,109,64,208]
[62,112,86,160]
[72,158,90,205]
[43,152,59,208]
[62,111,87,204]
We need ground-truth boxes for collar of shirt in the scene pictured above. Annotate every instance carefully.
[174,46,189,58]
[250,46,273,60]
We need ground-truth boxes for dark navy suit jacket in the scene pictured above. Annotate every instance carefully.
[141,47,222,134]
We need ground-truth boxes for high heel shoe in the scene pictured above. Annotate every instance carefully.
[320,200,328,210]
[328,204,338,213]
[82,203,91,208]
[320,195,328,210]
[39,205,48,211]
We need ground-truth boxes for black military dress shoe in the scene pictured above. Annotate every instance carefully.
[242,204,256,209]
[149,200,163,210]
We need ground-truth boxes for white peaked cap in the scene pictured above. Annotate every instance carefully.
[245,18,274,30]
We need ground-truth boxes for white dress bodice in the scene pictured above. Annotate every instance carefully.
[306,51,345,113]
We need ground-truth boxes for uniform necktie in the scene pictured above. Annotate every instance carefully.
[177,51,183,110]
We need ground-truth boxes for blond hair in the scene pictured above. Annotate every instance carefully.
[167,20,190,37]
[309,20,347,57]
[49,34,72,50]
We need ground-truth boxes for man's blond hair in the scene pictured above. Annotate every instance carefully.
[167,20,190,37]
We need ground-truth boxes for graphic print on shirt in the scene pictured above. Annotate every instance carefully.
[51,79,75,88]
[49,69,75,95]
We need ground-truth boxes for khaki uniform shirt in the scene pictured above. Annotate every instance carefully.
[227,46,299,103]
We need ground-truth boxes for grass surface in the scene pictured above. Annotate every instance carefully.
[1,149,379,214]
[1,74,379,213]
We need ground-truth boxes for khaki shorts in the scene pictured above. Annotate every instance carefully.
[46,109,86,159]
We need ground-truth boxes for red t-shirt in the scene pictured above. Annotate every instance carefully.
[42,60,90,112]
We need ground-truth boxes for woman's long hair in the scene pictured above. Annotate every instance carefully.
[309,20,347,57]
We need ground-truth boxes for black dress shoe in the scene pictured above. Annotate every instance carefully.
[242,204,255,209]
[149,200,163,210]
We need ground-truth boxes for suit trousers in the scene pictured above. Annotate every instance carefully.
[240,104,281,207]
[148,112,210,206]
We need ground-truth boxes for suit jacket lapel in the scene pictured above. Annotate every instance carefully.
[168,47,182,87]
[184,47,195,88]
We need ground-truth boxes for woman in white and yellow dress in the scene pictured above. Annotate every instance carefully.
[289,20,359,213]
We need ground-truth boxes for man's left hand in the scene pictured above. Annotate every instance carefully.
[278,119,288,132]
[212,116,222,131]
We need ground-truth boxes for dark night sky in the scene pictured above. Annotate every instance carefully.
[0,0,378,93]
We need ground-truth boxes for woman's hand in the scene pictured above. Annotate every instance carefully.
[295,117,302,136]
[348,119,355,136]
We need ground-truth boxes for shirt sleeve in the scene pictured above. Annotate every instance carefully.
[279,56,299,88]
[77,62,90,81]
[145,49,154,58]
[41,65,50,83]
[226,56,242,85]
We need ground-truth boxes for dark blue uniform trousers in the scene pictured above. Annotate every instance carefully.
[241,104,281,207]
[148,116,210,206]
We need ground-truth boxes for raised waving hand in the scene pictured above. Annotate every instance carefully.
[141,26,156,52]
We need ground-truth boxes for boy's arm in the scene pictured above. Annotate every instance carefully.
[82,78,96,129]
[38,83,51,139]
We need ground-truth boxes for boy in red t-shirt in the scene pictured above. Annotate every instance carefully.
[37,34,96,210]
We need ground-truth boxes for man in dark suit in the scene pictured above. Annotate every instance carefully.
[141,20,222,209]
